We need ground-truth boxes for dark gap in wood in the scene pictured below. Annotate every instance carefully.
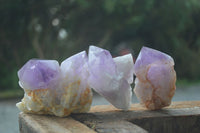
[71,113,99,131]
[129,115,200,133]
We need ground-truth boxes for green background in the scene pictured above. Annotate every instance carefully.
[1,0,200,97]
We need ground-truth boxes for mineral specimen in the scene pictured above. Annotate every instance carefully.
[16,45,135,116]
[16,52,92,117]
[88,46,134,110]
[60,51,92,114]
[134,47,176,110]
[17,59,61,90]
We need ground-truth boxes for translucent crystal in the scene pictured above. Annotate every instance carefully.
[113,54,134,84]
[16,53,92,117]
[60,51,92,113]
[16,45,135,115]
[88,46,134,110]
[134,47,176,110]
[18,59,60,90]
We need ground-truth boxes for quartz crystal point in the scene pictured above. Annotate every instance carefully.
[88,46,134,110]
[60,51,92,114]
[16,53,92,117]
[17,59,60,90]
[16,59,62,116]
[134,47,176,110]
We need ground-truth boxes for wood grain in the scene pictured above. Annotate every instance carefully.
[19,101,200,133]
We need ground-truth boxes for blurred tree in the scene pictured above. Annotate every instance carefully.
[0,0,200,90]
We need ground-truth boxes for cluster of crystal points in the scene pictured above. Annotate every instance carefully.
[16,46,134,116]
[134,47,176,110]
[17,52,92,117]
[17,45,177,117]
[88,46,134,110]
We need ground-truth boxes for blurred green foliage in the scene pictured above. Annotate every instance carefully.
[0,0,200,91]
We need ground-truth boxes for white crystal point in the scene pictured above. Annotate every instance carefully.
[61,51,89,86]
[134,47,176,110]
[113,54,134,84]
[60,51,92,112]
[88,45,134,110]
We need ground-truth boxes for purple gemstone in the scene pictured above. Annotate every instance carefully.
[134,46,174,81]
[18,59,60,90]
[88,46,117,77]
[88,46,134,110]
[134,46,176,110]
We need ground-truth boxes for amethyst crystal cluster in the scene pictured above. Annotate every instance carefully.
[17,55,92,116]
[16,46,134,116]
[17,45,176,117]
[134,47,176,110]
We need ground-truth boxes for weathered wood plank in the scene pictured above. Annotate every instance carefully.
[19,112,96,133]
[92,121,148,133]
[90,101,200,112]
[131,114,200,133]
[19,101,200,133]
[72,101,200,133]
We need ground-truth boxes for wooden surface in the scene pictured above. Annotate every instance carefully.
[19,101,200,133]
